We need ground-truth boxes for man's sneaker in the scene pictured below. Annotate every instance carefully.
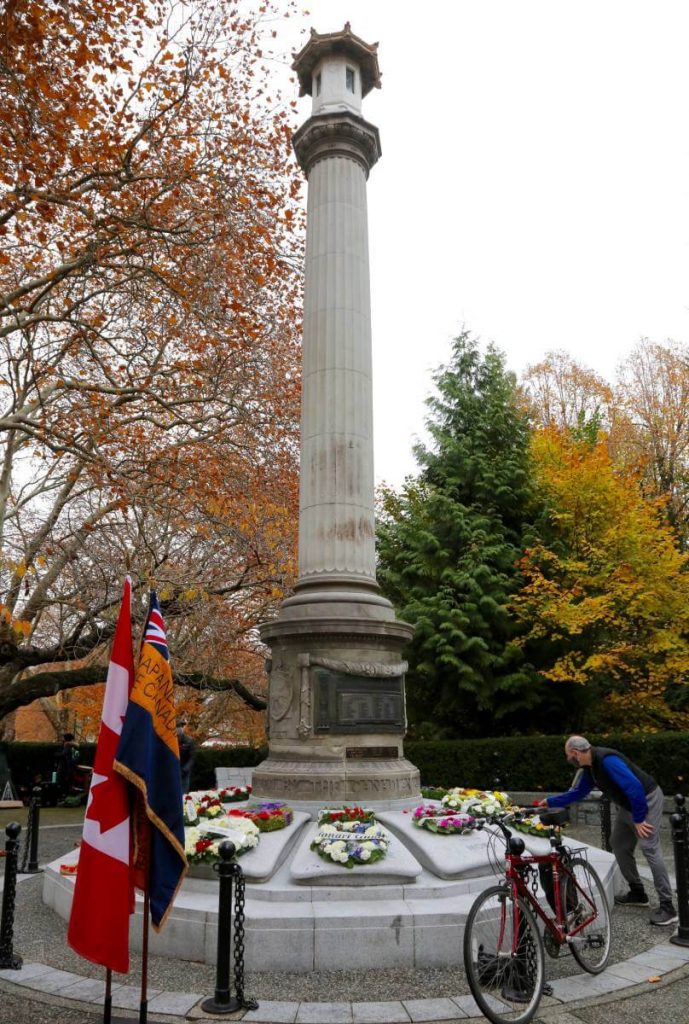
[650,905,679,927]
[615,889,649,907]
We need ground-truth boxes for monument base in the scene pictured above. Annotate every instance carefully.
[257,597,419,808]
[252,754,420,806]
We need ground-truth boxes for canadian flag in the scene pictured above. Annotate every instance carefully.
[68,577,135,973]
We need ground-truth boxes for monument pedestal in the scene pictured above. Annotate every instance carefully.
[254,606,419,806]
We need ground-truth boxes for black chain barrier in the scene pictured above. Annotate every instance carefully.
[670,793,689,948]
[201,841,258,1015]
[0,822,23,970]
[599,795,612,852]
[20,786,42,874]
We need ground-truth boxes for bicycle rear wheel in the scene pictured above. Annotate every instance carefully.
[463,884,545,1024]
[561,858,612,973]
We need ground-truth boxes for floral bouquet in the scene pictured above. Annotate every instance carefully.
[317,806,376,826]
[441,788,511,818]
[420,786,449,801]
[310,821,390,868]
[243,802,294,832]
[411,804,476,835]
[512,813,566,837]
[183,795,225,825]
[185,815,259,865]
[183,787,252,826]
[218,785,252,804]
[196,796,225,820]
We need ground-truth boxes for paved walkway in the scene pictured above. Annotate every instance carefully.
[2,830,688,1022]
[1,938,689,1022]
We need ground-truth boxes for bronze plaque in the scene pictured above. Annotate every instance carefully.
[314,669,405,734]
[346,746,399,760]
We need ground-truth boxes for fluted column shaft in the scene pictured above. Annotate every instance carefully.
[299,154,375,582]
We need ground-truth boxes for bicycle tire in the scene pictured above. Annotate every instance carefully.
[561,857,612,973]
[463,884,545,1024]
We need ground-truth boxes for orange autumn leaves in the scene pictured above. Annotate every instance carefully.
[513,428,689,730]
[0,1,303,723]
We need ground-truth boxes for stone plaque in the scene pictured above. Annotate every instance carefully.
[314,669,405,734]
[346,746,398,760]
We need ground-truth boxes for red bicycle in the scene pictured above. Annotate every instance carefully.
[462,809,612,1024]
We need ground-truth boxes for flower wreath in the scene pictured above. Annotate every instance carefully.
[184,816,259,864]
[411,804,476,835]
[310,821,390,868]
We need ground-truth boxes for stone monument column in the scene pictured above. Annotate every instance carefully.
[253,24,419,808]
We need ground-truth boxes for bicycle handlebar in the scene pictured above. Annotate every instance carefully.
[472,806,568,843]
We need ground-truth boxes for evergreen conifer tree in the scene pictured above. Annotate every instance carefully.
[377,333,542,737]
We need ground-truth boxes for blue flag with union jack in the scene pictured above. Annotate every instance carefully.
[114,591,187,930]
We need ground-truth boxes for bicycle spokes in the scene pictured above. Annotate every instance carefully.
[464,886,545,1024]
[562,858,612,973]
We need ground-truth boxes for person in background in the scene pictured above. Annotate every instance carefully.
[55,732,80,801]
[177,722,196,795]
[537,734,677,927]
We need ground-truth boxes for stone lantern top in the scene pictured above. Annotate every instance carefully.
[292,23,381,115]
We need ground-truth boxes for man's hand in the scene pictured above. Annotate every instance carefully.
[534,798,548,808]
[635,820,654,839]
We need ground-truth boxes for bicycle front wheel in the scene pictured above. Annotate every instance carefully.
[562,858,612,973]
[463,884,545,1024]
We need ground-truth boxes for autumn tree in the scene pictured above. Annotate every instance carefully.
[522,350,614,439]
[513,428,689,731]
[615,340,689,548]
[376,334,547,738]
[0,1,303,726]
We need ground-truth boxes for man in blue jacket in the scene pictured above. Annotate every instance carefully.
[539,735,677,927]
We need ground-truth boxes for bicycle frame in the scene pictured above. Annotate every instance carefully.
[505,845,598,946]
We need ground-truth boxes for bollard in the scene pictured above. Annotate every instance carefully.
[0,822,23,969]
[20,785,42,875]
[202,841,258,1015]
[670,793,689,948]
[599,795,612,852]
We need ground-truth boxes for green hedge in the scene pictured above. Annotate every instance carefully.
[0,741,97,793]
[406,732,689,795]
[192,745,267,790]
[0,741,268,794]
[4,733,687,798]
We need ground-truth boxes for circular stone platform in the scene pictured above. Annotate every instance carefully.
[42,803,620,973]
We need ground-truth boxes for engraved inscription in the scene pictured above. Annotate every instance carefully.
[314,668,405,734]
[337,690,401,725]
[346,746,398,760]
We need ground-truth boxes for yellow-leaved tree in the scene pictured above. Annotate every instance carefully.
[512,427,689,730]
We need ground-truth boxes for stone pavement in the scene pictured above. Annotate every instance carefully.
[1,939,689,1023]
[2,818,688,1022]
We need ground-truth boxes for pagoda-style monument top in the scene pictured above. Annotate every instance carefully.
[292,22,382,110]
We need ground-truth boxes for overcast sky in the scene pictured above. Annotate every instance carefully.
[279,1,689,487]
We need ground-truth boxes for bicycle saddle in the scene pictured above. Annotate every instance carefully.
[537,807,570,826]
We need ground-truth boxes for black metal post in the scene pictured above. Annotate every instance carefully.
[202,841,239,1014]
[0,822,23,969]
[670,793,689,948]
[19,785,42,874]
[600,795,612,852]
[27,786,42,873]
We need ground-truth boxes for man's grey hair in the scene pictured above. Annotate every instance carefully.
[565,735,591,752]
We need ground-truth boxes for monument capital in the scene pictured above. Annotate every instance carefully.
[292,112,381,179]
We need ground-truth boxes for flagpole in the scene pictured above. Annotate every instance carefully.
[139,842,151,1024]
[102,965,132,1024]
[104,968,112,1024]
